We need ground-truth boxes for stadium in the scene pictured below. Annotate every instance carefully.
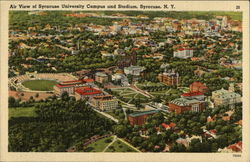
[9,73,77,92]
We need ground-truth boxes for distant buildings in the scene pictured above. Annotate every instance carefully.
[169,98,206,114]
[174,48,193,59]
[211,86,241,107]
[95,72,108,84]
[157,69,180,86]
[117,52,137,69]
[90,95,118,111]
[128,110,159,126]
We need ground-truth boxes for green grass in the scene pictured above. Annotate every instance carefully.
[111,88,149,101]
[22,80,58,91]
[9,107,36,118]
[84,136,114,152]
[105,139,137,152]
[136,81,165,89]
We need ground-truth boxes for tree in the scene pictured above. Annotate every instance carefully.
[113,125,128,138]
[9,96,17,107]
[61,91,69,101]
[170,143,186,152]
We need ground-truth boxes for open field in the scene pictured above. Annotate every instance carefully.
[84,136,114,152]
[9,107,36,118]
[111,88,149,101]
[105,139,138,152]
[136,81,165,89]
[84,135,138,152]
[149,88,182,97]
[9,90,54,102]
[22,80,58,91]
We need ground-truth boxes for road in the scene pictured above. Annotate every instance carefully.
[93,109,119,123]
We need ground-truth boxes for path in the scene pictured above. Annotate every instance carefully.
[117,138,141,152]
[102,136,117,152]
[93,109,119,123]
[132,83,153,98]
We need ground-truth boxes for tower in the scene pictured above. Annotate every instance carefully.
[229,83,235,92]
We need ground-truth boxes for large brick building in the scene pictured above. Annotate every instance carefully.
[169,98,206,114]
[189,81,208,93]
[128,110,159,126]
[75,86,103,100]
[157,70,180,86]
[54,78,94,95]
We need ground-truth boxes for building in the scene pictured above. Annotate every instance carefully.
[95,72,108,84]
[169,98,206,114]
[157,69,180,86]
[211,88,241,107]
[117,52,137,68]
[54,78,94,95]
[124,65,145,76]
[75,86,103,100]
[181,91,205,101]
[189,81,208,93]
[128,110,159,126]
[111,73,130,86]
[174,48,193,59]
[90,95,118,111]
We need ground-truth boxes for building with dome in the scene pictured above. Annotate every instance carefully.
[168,97,206,114]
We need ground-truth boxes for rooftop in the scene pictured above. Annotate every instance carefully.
[129,110,159,118]
[181,92,204,97]
[170,98,204,106]
[75,87,103,96]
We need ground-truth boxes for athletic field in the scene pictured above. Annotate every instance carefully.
[22,80,58,91]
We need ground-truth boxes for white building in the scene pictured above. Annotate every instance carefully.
[211,86,241,107]
[173,48,193,59]
[111,73,130,86]
[124,65,145,76]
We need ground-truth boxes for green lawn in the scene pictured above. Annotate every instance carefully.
[105,139,137,152]
[84,136,114,152]
[136,81,164,89]
[111,88,149,101]
[149,88,182,97]
[9,107,36,118]
[22,80,58,91]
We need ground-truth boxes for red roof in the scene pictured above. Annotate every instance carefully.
[177,48,193,51]
[75,87,102,96]
[83,78,94,83]
[181,92,204,97]
[62,80,83,84]
[227,141,242,152]
[169,122,176,128]
[191,81,207,87]
[209,129,217,134]
[161,123,170,129]
[55,79,94,88]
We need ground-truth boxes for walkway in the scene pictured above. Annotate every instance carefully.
[102,136,117,152]
[93,109,119,123]
[118,138,141,152]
